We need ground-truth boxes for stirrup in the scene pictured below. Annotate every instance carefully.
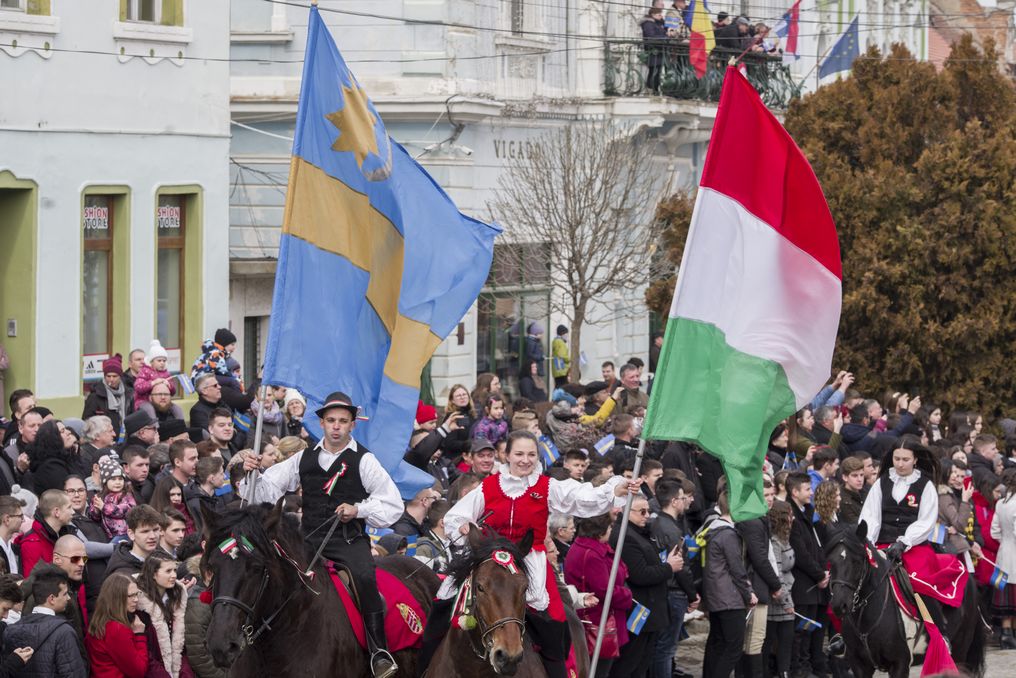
[370,649,398,678]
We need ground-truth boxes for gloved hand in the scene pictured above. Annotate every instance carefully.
[885,541,906,562]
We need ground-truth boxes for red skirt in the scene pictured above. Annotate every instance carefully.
[879,542,968,608]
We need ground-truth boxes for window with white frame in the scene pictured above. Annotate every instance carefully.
[0,0,25,11]
[125,0,159,23]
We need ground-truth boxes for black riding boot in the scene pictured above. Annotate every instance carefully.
[416,597,455,677]
[364,611,398,678]
[1001,627,1016,650]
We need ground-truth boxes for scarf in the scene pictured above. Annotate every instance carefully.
[105,381,126,422]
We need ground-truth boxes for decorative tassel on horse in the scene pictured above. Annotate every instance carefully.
[451,578,477,630]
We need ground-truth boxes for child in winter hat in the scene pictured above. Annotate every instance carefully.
[133,339,177,409]
[90,456,136,540]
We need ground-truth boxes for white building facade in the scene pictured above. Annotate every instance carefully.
[0,0,230,415]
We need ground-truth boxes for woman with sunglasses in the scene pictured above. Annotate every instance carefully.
[134,554,194,678]
[86,574,148,678]
[419,430,642,678]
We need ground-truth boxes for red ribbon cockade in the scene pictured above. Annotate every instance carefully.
[492,550,519,575]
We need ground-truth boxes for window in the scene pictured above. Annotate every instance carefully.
[119,0,183,26]
[125,0,158,22]
[510,0,524,34]
[83,196,113,356]
[156,195,184,352]
[0,0,24,11]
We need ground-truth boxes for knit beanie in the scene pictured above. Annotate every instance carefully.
[147,339,169,363]
[102,354,123,375]
[99,456,125,485]
[214,328,237,347]
[556,324,568,336]
[527,322,545,336]
[415,401,437,425]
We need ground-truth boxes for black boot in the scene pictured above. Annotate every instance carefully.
[1001,627,1016,650]
[364,611,398,678]
[744,654,764,677]
[416,597,455,677]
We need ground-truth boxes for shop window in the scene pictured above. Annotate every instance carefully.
[156,194,184,353]
[83,195,113,356]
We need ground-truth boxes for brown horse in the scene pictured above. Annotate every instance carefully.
[201,502,440,678]
[428,526,553,678]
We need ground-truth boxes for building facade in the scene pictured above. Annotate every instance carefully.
[0,0,230,414]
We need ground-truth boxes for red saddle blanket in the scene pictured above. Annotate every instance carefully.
[328,567,427,652]
[877,543,968,608]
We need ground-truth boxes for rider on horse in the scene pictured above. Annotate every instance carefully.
[858,437,969,633]
[239,391,404,678]
[417,430,641,678]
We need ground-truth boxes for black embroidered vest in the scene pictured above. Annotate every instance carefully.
[299,444,368,535]
[879,472,930,543]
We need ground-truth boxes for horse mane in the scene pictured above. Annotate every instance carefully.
[201,502,307,570]
[446,533,531,587]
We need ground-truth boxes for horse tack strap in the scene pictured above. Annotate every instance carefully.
[887,573,958,677]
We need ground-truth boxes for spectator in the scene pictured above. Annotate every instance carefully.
[22,538,89,662]
[564,513,632,678]
[3,566,87,678]
[518,360,548,403]
[969,434,1001,487]
[139,383,184,427]
[838,456,867,525]
[86,574,148,678]
[469,373,501,414]
[939,459,980,574]
[713,10,730,30]
[150,478,195,534]
[811,406,847,458]
[601,361,619,393]
[786,472,829,678]
[24,420,74,494]
[808,447,839,495]
[89,457,136,540]
[156,511,187,559]
[122,349,146,391]
[105,505,164,578]
[205,408,240,460]
[83,355,135,437]
[166,441,199,491]
[122,410,160,451]
[440,384,476,460]
[992,467,1016,649]
[605,414,639,475]
[551,325,570,388]
[617,363,649,416]
[391,486,439,539]
[182,557,223,678]
[563,450,590,481]
[608,495,681,678]
[461,438,497,478]
[524,323,546,376]
[134,554,193,678]
[639,459,663,502]
[548,513,575,562]
[80,416,117,466]
[121,446,155,505]
[132,341,176,410]
[736,480,782,677]
[2,408,40,493]
[639,7,668,93]
[282,389,310,440]
[471,395,509,446]
[0,497,23,574]
[3,389,34,447]
[185,458,226,535]
[763,500,796,678]
[413,402,438,432]
[19,489,75,576]
[64,475,110,615]
[0,574,32,673]
[412,499,453,574]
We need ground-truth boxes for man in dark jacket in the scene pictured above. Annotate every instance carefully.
[104,505,164,579]
[968,434,1001,488]
[787,472,829,678]
[842,397,920,453]
[21,541,88,667]
[610,495,683,678]
[812,405,849,458]
[81,355,134,438]
[736,480,783,678]
[121,445,155,505]
[659,441,706,529]
[189,374,249,450]
[5,566,87,678]
[650,479,698,678]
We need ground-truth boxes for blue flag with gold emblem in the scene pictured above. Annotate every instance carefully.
[818,16,859,79]
[262,7,499,496]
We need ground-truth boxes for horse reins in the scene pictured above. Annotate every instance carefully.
[829,543,903,669]
[457,556,527,662]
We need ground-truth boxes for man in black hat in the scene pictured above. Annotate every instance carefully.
[239,391,403,678]
[121,410,159,449]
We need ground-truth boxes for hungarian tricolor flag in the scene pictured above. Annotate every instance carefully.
[643,68,841,520]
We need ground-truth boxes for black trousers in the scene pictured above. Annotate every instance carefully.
[702,609,745,678]
[791,603,826,674]
[762,619,794,676]
[307,527,384,616]
[608,629,656,678]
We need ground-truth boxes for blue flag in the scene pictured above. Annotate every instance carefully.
[818,16,859,79]
[626,601,650,634]
[929,523,947,545]
[405,535,418,557]
[175,373,196,396]
[795,613,822,631]
[782,451,799,471]
[538,436,560,466]
[991,567,1008,591]
[261,7,499,499]
[684,534,701,559]
[232,412,252,434]
[365,526,393,545]
[594,434,615,456]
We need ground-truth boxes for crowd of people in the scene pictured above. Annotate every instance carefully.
[0,322,1012,678]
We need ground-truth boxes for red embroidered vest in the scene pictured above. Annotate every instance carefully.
[481,473,549,550]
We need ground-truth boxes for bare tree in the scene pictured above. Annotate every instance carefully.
[490,122,666,381]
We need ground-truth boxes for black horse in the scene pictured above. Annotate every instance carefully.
[826,522,985,678]
[201,502,441,678]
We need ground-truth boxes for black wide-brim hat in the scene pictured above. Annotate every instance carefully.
[315,391,361,419]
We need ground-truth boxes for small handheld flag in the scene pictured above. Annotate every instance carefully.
[538,436,560,466]
[795,612,822,631]
[175,373,196,396]
[991,567,1009,591]
[405,535,418,557]
[366,526,393,544]
[782,451,799,471]
[929,523,947,545]
[218,537,239,560]
[233,412,252,433]
[626,600,650,634]
[684,534,701,559]
[594,434,615,456]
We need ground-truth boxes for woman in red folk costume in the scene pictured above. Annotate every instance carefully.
[417,430,641,678]
[859,438,968,655]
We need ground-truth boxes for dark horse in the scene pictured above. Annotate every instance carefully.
[428,525,595,678]
[201,502,440,678]
[826,522,985,678]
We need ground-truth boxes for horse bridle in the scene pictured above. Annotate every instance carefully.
[212,565,297,646]
[461,558,527,662]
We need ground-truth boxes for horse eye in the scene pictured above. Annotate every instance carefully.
[475,582,484,593]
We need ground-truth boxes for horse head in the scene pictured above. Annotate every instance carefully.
[201,499,298,667]
[448,525,533,675]
[825,520,882,618]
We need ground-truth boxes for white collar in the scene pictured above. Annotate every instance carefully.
[888,468,922,485]
[31,606,56,616]
[497,468,543,498]
[315,438,358,456]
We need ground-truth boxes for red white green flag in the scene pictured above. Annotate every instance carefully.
[643,68,842,521]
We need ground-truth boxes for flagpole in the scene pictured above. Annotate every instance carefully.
[241,383,269,506]
[589,437,648,678]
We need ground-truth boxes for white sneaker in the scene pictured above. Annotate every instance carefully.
[684,610,704,622]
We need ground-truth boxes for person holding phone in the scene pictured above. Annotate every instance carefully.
[86,574,148,678]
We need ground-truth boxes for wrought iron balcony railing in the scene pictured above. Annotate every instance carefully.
[603,39,801,109]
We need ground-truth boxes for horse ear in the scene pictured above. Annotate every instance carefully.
[856,520,869,542]
[466,523,485,552]
[265,497,285,535]
[516,529,534,557]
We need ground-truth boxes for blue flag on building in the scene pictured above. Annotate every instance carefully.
[261,7,500,498]
[929,523,947,545]
[991,567,1008,591]
[818,16,859,79]
[626,601,651,634]
[538,435,560,466]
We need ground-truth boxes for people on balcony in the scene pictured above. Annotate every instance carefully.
[639,7,669,94]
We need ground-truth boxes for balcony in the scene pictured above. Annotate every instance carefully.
[603,40,801,109]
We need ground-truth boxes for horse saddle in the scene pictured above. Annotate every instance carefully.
[888,569,932,661]
[326,564,427,652]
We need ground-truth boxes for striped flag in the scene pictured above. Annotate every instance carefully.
[686,0,715,78]
[626,600,650,634]
[929,523,947,545]
[233,412,252,433]
[538,435,560,466]
[641,68,841,521]
[594,434,615,456]
[175,373,196,395]
[991,567,1008,591]
[218,537,238,557]
[366,526,393,544]
[773,0,801,62]
[795,613,822,631]
[684,534,701,559]
[405,534,418,557]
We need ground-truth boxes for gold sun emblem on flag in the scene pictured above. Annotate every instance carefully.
[326,84,381,170]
